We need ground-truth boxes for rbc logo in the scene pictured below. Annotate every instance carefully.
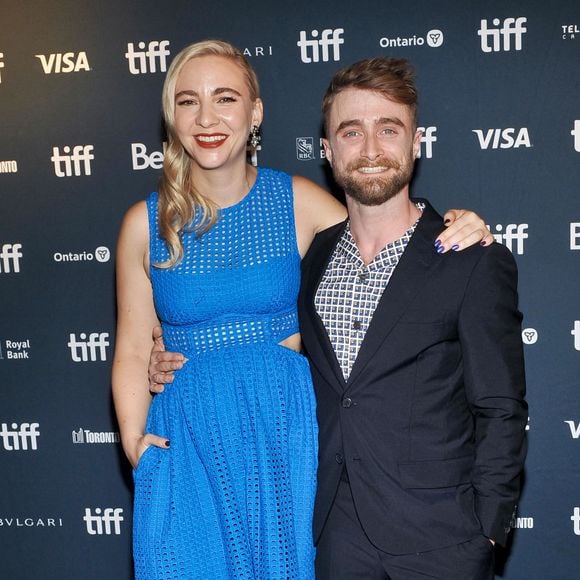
[489,224,528,255]
[571,121,580,152]
[0,422,40,451]
[35,52,90,74]
[416,126,437,159]
[296,138,315,161]
[0,243,23,273]
[297,29,344,63]
[478,17,527,52]
[472,128,531,150]
[68,332,110,362]
[51,145,94,177]
[83,508,124,535]
[125,41,170,74]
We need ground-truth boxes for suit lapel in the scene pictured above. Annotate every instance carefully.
[346,201,444,388]
[300,221,348,393]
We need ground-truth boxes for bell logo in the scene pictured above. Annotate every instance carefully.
[68,332,110,362]
[125,40,170,75]
[35,52,90,74]
[131,142,167,170]
[0,243,23,273]
[297,28,344,63]
[83,508,124,535]
[478,17,527,53]
[51,145,94,177]
[571,121,580,152]
[416,126,437,159]
[570,223,580,250]
[0,422,40,451]
[490,224,528,255]
[472,128,531,150]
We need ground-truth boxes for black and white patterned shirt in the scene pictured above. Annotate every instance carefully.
[315,203,424,381]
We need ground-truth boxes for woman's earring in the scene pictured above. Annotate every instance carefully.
[249,125,261,148]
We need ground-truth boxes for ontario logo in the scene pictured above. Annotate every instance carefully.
[380,29,444,49]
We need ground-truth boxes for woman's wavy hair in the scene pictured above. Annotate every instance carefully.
[157,40,260,268]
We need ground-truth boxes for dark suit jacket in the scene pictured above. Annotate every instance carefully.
[299,199,527,555]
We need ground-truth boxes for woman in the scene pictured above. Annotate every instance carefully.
[112,40,492,579]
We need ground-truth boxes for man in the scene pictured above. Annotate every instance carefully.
[147,57,526,579]
[297,57,527,579]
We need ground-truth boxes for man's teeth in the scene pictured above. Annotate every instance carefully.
[358,166,387,173]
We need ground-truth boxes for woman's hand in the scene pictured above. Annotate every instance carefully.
[126,432,170,470]
[435,209,494,253]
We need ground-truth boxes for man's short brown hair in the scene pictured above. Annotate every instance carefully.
[322,57,418,135]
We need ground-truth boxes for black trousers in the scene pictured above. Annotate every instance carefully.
[315,479,495,580]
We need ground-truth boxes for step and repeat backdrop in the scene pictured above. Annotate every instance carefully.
[1,0,578,578]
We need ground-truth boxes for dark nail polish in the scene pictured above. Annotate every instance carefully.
[436,246,445,254]
[434,239,441,248]
[480,240,487,246]
[451,244,459,251]
[164,440,170,447]
[444,218,451,225]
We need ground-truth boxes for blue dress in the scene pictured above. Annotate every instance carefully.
[133,168,318,579]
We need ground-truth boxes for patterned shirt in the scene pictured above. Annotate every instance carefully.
[315,203,424,381]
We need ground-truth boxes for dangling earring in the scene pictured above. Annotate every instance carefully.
[248,125,261,148]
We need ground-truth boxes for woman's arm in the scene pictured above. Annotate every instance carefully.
[112,201,168,468]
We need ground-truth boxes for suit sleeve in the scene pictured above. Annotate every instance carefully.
[457,245,527,546]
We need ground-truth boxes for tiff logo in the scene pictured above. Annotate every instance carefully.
[68,332,110,362]
[0,52,4,83]
[564,420,580,439]
[0,422,40,451]
[416,126,437,159]
[35,52,90,74]
[51,145,94,177]
[571,121,580,152]
[572,508,580,535]
[472,128,531,150]
[478,17,527,53]
[297,28,344,63]
[0,243,22,273]
[125,40,170,75]
[571,321,580,351]
[490,224,528,255]
[83,508,124,535]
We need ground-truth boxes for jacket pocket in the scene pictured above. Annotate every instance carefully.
[398,455,473,489]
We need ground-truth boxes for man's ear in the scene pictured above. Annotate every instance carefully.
[322,138,333,165]
[412,128,422,159]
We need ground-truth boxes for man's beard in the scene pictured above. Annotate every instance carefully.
[333,152,415,206]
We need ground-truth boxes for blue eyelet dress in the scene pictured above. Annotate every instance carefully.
[133,168,317,579]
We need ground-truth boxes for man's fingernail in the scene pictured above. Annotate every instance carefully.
[164,440,170,447]
[451,244,460,251]
[434,239,441,248]
[436,245,445,254]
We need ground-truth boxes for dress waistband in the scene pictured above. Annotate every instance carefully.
[162,310,299,356]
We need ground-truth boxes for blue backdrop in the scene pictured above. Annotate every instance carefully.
[1,0,579,578]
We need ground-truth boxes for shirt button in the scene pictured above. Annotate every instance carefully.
[352,320,362,331]
[335,453,344,464]
[342,397,353,408]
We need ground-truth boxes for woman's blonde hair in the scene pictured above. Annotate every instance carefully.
[157,40,260,268]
